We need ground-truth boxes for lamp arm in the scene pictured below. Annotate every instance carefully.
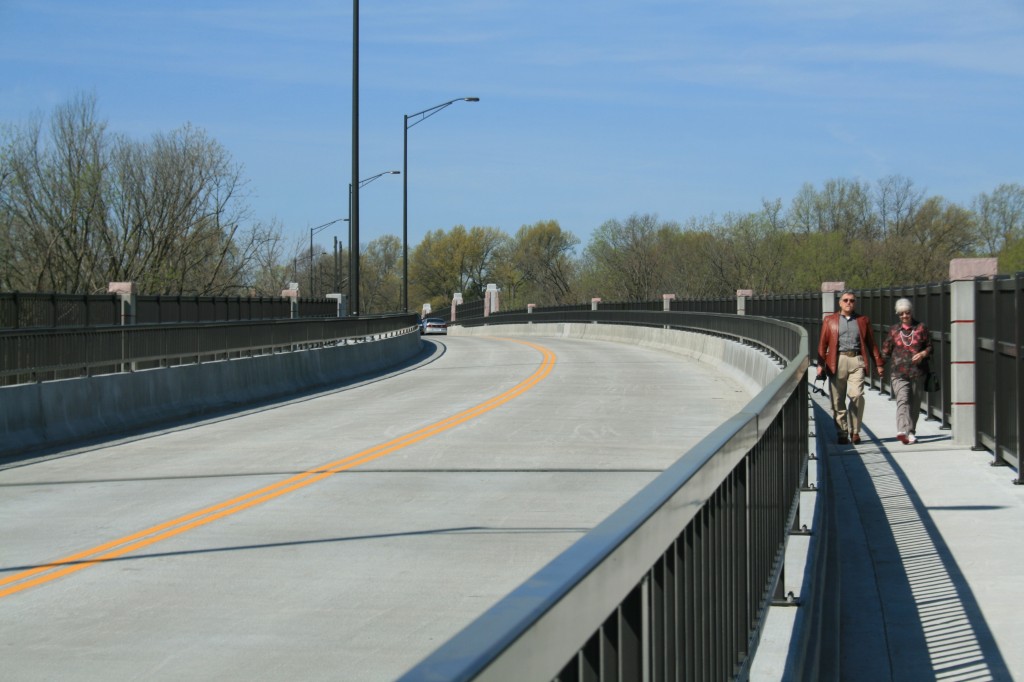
[406,97,479,130]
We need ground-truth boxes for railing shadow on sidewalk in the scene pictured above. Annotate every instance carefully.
[816,402,1012,681]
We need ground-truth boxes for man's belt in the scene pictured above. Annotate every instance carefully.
[840,350,860,357]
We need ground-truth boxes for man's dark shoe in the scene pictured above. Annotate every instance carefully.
[851,433,861,444]
[837,435,850,445]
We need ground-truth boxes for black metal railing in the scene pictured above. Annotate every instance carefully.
[135,295,294,324]
[0,291,342,329]
[402,310,809,681]
[975,277,1023,469]
[0,292,122,329]
[0,314,417,385]
[448,272,1024,471]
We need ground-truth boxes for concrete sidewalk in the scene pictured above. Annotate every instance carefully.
[816,372,1023,681]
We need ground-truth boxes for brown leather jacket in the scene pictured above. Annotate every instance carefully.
[817,312,884,376]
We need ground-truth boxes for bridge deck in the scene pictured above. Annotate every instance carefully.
[4,337,1021,680]
[0,335,750,681]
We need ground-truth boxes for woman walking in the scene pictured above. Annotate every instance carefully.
[881,298,933,444]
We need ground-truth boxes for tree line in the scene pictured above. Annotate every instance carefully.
[3,95,1023,313]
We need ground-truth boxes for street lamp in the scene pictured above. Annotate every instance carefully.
[347,170,401,315]
[402,97,480,312]
[309,218,346,296]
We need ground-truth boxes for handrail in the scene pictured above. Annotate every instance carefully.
[402,312,809,681]
[0,314,418,384]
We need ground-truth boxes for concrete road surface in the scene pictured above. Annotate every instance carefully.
[0,335,750,681]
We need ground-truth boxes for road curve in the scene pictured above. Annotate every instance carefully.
[0,334,750,681]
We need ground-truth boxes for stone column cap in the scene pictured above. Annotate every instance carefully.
[107,282,137,295]
[821,281,845,293]
[950,258,997,281]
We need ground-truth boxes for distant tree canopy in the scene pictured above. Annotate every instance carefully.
[4,93,1023,309]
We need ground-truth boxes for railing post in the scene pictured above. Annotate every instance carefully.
[484,284,499,317]
[820,281,844,318]
[663,293,676,312]
[451,293,462,322]
[591,297,601,311]
[949,258,997,448]
[108,282,137,374]
[736,289,752,315]
[281,283,299,319]
[107,282,137,326]
[326,293,346,317]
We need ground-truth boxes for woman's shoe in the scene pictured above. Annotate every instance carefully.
[851,433,861,444]
[907,434,917,444]
[897,432,908,444]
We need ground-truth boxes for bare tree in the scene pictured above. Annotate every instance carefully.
[1,92,272,295]
[1,93,108,292]
[973,183,1024,256]
[875,175,925,239]
[360,235,402,313]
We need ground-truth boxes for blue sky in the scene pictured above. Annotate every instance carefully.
[2,0,1022,256]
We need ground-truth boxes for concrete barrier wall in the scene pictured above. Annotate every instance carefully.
[450,322,782,395]
[1,331,422,458]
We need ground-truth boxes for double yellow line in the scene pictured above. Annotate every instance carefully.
[0,337,556,600]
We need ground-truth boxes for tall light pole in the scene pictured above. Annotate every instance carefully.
[402,97,480,313]
[309,218,346,296]
[350,0,360,315]
[346,170,401,312]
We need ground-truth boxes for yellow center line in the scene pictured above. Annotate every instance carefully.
[0,337,555,600]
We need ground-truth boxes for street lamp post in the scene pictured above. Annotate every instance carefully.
[346,170,401,314]
[309,218,346,296]
[402,97,479,313]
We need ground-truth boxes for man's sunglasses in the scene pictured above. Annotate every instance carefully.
[840,298,855,303]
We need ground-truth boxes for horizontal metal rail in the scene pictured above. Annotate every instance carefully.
[0,314,417,385]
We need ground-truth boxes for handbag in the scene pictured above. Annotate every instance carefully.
[925,370,941,393]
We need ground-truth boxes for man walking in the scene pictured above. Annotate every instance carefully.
[817,290,884,445]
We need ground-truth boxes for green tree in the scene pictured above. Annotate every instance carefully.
[506,220,579,306]
[409,225,508,311]
[660,224,725,297]
[583,213,671,301]
[874,197,976,284]
[698,199,791,294]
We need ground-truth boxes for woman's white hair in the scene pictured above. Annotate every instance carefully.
[895,298,913,313]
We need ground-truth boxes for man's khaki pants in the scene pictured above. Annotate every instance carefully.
[829,353,865,437]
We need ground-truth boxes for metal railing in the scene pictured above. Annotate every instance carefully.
[0,292,122,329]
[0,291,342,329]
[0,314,418,385]
[975,276,1023,469]
[402,310,809,681]
[135,295,293,323]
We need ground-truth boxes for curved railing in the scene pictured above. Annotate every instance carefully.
[401,311,812,681]
[0,313,418,385]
